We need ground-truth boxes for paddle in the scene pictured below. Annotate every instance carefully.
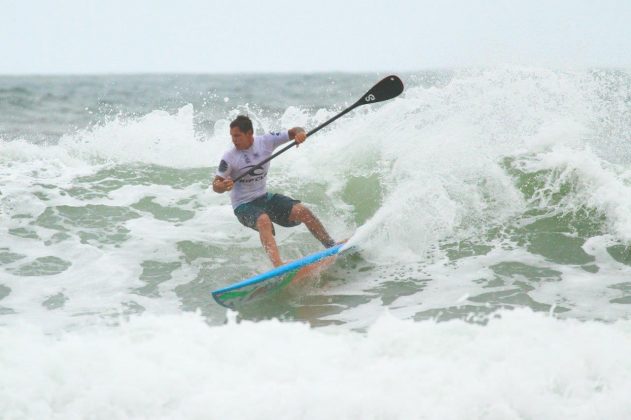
[232,75,404,183]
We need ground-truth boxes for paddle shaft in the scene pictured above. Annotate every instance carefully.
[231,75,404,183]
[232,104,358,183]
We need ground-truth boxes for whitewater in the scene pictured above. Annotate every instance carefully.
[2,67,631,419]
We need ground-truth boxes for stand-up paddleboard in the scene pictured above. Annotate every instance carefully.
[212,243,351,308]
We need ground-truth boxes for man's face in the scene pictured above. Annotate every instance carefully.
[231,127,254,150]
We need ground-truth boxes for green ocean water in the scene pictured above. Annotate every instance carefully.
[2,68,631,329]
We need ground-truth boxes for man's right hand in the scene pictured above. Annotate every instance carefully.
[213,177,234,193]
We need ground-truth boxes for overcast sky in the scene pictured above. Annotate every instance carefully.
[1,0,630,74]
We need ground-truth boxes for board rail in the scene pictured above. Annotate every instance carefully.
[212,243,348,308]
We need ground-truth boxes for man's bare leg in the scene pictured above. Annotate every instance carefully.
[256,213,283,267]
[289,204,335,248]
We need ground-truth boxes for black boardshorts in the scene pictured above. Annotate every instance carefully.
[234,193,301,234]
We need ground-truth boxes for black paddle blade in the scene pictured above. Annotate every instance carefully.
[356,75,404,106]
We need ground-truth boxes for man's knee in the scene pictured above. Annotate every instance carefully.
[289,203,312,222]
[256,213,273,231]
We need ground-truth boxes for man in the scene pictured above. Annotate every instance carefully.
[213,115,336,267]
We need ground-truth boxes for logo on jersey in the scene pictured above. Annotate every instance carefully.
[364,94,376,102]
[242,165,265,176]
[218,159,228,172]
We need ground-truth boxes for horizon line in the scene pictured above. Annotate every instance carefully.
[1,65,629,78]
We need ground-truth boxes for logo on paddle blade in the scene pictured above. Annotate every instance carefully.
[364,94,376,102]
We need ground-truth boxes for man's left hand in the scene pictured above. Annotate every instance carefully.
[294,131,307,145]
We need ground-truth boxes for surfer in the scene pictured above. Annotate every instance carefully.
[213,115,336,267]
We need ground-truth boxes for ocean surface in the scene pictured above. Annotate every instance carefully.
[2,68,631,419]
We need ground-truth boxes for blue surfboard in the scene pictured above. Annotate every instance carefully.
[212,243,349,308]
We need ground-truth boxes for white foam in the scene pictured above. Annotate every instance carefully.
[1,309,630,419]
[57,104,221,168]
[523,145,631,241]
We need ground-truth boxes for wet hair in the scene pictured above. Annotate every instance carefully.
[230,115,253,133]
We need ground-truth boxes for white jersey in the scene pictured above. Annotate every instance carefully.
[216,131,292,208]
